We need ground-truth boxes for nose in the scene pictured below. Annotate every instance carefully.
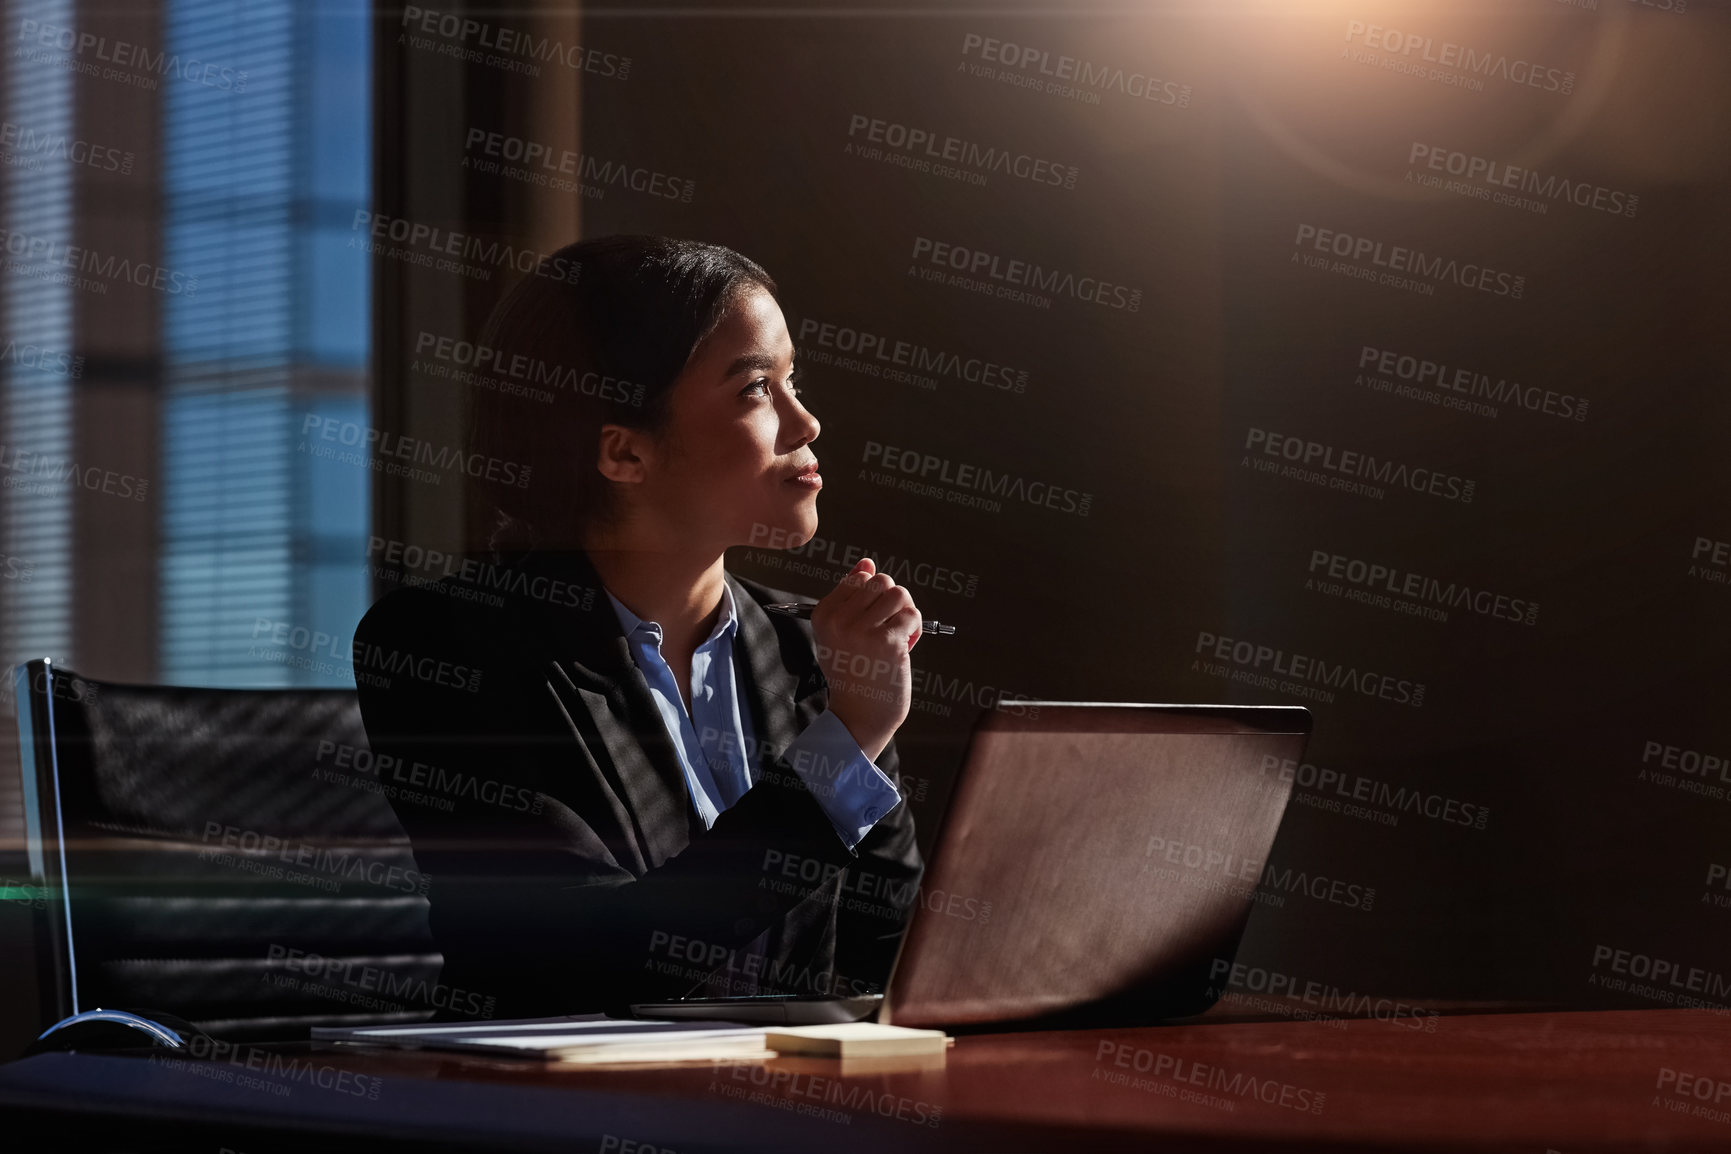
[782,388,820,447]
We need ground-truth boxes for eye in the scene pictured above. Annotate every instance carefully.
[742,370,801,399]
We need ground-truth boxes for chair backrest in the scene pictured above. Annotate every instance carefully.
[13,659,446,1041]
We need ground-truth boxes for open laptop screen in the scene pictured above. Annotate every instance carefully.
[882,702,1311,1028]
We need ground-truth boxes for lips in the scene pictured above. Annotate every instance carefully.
[784,460,820,481]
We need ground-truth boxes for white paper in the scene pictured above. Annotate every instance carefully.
[452,1027,765,1052]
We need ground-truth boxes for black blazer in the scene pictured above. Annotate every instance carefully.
[351,547,925,1019]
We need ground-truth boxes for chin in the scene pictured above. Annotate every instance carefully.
[735,501,818,551]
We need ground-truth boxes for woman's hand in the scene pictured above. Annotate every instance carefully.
[809,558,921,762]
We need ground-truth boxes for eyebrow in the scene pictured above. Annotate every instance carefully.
[721,351,795,380]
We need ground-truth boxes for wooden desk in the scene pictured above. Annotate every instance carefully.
[3,1007,1730,1152]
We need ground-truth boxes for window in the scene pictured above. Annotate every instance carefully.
[157,0,371,687]
[0,0,75,669]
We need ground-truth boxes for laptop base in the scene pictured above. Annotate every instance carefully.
[630,993,883,1026]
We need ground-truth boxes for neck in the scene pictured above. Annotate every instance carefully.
[580,525,729,658]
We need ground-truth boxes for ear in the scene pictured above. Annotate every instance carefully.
[595,423,651,485]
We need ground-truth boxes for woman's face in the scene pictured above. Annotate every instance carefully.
[627,285,823,551]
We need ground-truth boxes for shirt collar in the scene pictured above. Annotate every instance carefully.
[603,579,740,649]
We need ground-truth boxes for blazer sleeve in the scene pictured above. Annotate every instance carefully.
[831,729,926,994]
[352,585,870,1018]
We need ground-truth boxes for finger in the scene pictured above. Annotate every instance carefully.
[859,585,915,632]
[884,604,922,649]
[834,569,893,619]
[827,557,877,611]
[846,573,902,627]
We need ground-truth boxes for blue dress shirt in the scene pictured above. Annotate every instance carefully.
[602,581,902,852]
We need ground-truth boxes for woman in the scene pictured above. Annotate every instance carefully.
[353,235,926,1020]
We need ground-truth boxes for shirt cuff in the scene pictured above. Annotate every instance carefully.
[779,709,903,851]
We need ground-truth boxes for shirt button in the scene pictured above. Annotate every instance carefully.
[863,806,881,823]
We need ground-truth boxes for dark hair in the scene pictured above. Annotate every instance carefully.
[463,234,778,558]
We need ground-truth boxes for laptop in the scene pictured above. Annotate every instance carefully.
[632,701,1311,1028]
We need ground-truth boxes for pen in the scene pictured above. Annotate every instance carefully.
[763,602,956,636]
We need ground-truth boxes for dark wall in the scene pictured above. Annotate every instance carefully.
[392,0,1731,1009]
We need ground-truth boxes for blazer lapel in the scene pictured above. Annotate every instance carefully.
[516,549,695,872]
[727,572,830,774]
[727,573,844,979]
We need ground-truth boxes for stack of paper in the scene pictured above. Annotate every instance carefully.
[765,1023,950,1058]
[313,1015,772,1064]
[312,1015,948,1064]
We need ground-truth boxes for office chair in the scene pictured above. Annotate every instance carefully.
[12,658,445,1042]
